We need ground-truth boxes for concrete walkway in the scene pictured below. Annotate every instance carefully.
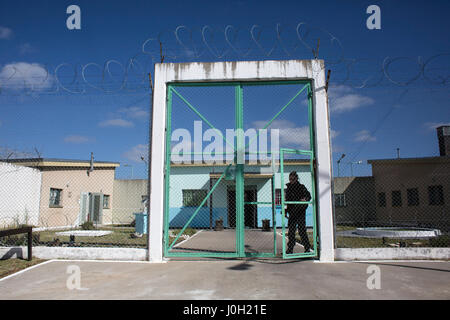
[0,259,449,299]
[172,229,308,255]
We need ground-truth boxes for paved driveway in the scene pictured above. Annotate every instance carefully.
[0,259,449,299]
[172,228,309,255]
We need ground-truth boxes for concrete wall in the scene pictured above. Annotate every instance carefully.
[0,162,41,227]
[38,168,115,228]
[333,177,376,226]
[371,160,450,230]
[112,179,148,225]
[0,246,148,261]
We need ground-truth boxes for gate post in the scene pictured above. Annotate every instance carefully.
[312,64,335,262]
[148,64,167,263]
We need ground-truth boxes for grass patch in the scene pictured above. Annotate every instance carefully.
[168,228,197,246]
[1,226,199,248]
[35,226,147,247]
[0,258,46,279]
[336,235,450,248]
[290,226,450,248]
[0,226,147,248]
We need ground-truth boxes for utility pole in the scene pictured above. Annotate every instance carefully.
[337,154,345,177]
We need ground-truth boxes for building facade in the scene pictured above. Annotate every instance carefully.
[4,158,119,228]
[0,162,42,228]
[112,179,148,225]
[168,161,314,229]
[333,176,376,226]
[368,156,450,231]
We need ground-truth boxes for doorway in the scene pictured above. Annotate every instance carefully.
[79,192,103,225]
[227,187,257,229]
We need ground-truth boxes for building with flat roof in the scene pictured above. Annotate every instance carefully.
[367,156,449,230]
[3,158,120,228]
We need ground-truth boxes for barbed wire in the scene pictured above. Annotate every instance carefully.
[0,23,448,96]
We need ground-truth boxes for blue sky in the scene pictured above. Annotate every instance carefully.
[0,0,449,178]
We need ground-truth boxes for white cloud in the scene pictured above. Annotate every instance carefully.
[331,144,345,153]
[0,26,12,39]
[19,43,35,55]
[424,122,450,131]
[118,106,149,119]
[354,130,376,142]
[98,118,134,128]
[328,85,375,113]
[252,119,339,149]
[64,135,92,144]
[0,62,53,90]
[122,144,148,163]
[330,129,340,140]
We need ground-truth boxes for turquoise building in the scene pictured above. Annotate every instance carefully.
[167,160,314,229]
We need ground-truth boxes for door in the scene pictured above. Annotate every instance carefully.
[89,193,103,224]
[227,189,236,228]
[79,192,89,224]
[280,149,317,259]
[242,81,315,258]
[244,189,257,228]
[163,81,315,259]
[227,188,257,229]
[164,83,238,258]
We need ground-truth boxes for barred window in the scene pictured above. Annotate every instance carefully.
[182,189,208,207]
[378,192,386,207]
[335,194,346,207]
[407,188,419,206]
[428,185,444,206]
[392,190,402,207]
[275,189,282,205]
[49,188,62,207]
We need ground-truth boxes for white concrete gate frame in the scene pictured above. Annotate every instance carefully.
[148,60,335,262]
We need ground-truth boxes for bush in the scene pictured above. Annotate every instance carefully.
[0,235,26,246]
[80,221,95,230]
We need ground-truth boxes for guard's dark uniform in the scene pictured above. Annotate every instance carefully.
[285,181,311,254]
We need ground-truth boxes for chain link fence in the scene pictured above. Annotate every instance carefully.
[0,92,152,249]
[332,111,450,249]
[333,155,450,249]
[1,85,448,256]
[0,20,448,257]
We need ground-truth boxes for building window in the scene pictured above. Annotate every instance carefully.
[335,194,346,207]
[407,188,419,206]
[274,189,288,205]
[49,188,62,207]
[182,190,208,207]
[428,185,444,206]
[275,189,282,205]
[103,195,110,209]
[392,190,402,207]
[378,192,386,207]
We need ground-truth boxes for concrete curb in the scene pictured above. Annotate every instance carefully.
[335,247,450,261]
[0,246,148,261]
[2,246,449,261]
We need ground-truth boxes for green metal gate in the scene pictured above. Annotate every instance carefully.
[163,81,317,259]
